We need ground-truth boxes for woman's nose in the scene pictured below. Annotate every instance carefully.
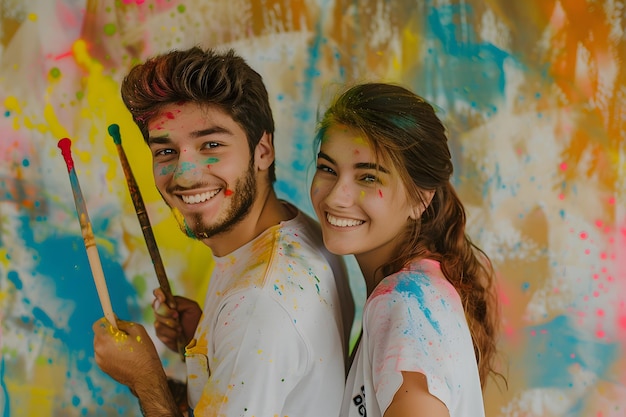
[325,181,354,208]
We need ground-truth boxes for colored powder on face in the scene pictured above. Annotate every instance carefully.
[205,157,219,165]
[224,189,233,196]
[158,164,176,176]
[378,189,383,198]
[136,336,141,343]
[173,161,196,179]
[172,208,194,238]
[177,5,186,13]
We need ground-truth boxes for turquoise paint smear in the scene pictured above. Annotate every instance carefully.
[6,270,22,290]
[279,0,332,209]
[5,214,141,413]
[0,358,9,417]
[523,315,619,414]
[173,161,196,178]
[396,273,442,335]
[417,2,511,113]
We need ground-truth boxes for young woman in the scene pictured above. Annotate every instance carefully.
[310,83,501,417]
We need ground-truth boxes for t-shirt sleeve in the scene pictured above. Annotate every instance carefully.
[193,290,308,416]
[365,276,463,413]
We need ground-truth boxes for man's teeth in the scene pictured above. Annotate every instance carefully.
[327,213,364,227]
[181,189,220,204]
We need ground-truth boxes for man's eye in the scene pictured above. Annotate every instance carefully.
[204,142,220,149]
[154,148,175,157]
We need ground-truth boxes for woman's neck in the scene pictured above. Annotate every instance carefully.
[355,255,386,297]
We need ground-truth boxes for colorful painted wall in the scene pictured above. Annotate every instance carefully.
[0,0,624,416]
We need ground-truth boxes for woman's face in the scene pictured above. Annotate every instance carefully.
[310,124,417,268]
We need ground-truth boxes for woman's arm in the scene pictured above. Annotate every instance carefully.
[384,372,450,417]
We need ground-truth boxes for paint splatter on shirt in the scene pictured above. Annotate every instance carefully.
[342,259,485,417]
[186,204,354,416]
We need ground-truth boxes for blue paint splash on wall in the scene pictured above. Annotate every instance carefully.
[0,358,9,417]
[3,213,142,413]
[523,314,619,414]
[415,2,512,113]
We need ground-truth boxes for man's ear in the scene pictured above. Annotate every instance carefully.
[409,190,435,220]
[254,132,275,171]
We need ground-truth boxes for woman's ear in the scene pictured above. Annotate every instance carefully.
[254,132,275,171]
[409,190,435,220]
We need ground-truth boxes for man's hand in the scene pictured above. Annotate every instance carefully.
[152,288,202,352]
[92,318,184,417]
[92,319,162,391]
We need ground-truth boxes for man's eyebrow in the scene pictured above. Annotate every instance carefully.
[189,126,231,138]
[147,126,232,145]
[147,135,170,145]
[317,151,390,173]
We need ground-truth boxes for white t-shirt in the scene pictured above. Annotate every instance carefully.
[342,259,484,417]
[186,205,354,417]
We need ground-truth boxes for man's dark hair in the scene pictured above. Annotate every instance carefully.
[121,47,276,182]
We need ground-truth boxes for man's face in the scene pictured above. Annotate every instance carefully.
[148,102,256,240]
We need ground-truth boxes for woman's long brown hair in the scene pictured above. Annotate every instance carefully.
[316,82,502,386]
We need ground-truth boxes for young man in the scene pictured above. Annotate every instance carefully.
[92,47,355,417]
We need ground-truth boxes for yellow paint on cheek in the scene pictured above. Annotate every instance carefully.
[136,335,142,343]
[360,190,365,200]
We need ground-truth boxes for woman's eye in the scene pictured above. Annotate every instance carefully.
[316,164,336,175]
[362,174,378,183]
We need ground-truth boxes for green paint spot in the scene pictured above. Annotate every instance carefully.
[204,157,219,164]
[49,67,61,78]
[76,91,84,100]
[177,4,186,13]
[103,23,117,36]
[160,165,176,176]
[132,274,148,295]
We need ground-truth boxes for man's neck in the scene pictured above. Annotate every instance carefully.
[203,189,294,257]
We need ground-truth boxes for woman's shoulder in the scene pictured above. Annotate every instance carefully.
[370,258,460,305]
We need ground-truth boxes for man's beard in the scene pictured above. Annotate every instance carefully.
[174,162,257,240]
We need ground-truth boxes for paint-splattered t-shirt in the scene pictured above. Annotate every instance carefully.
[342,259,484,417]
[186,204,354,417]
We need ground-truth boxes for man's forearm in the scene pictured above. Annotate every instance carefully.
[134,369,184,417]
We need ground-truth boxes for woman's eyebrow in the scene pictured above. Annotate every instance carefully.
[317,151,390,173]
